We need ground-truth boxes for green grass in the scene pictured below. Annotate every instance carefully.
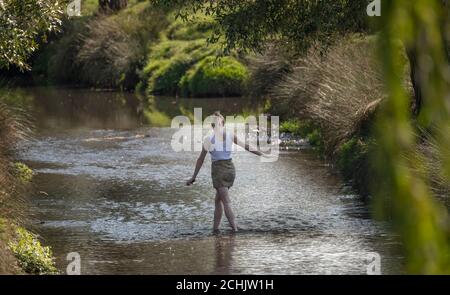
[141,39,220,95]
[139,9,250,97]
[147,54,193,95]
[180,56,248,97]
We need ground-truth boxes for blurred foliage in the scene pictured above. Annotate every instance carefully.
[0,0,64,70]
[373,0,450,273]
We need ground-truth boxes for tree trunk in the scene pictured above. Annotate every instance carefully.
[99,0,128,13]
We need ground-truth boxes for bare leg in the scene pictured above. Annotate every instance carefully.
[217,187,238,231]
[213,191,223,231]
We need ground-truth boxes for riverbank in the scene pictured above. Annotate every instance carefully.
[0,99,58,274]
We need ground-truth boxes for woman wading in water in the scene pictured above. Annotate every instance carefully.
[186,111,268,232]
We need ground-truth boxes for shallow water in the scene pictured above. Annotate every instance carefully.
[17,87,403,274]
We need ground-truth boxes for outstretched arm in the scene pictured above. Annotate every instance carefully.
[233,134,265,157]
[186,148,208,185]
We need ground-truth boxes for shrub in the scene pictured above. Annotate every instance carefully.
[147,54,193,95]
[306,128,324,151]
[280,120,302,135]
[280,119,318,137]
[9,227,58,275]
[336,137,372,196]
[337,138,369,180]
[140,39,219,95]
[180,56,249,97]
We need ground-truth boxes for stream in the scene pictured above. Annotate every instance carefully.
[16,87,403,274]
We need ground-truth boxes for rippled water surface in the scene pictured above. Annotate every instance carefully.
[17,87,403,274]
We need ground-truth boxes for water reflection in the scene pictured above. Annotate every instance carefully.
[12,87,264,133]
[213,234,236,274]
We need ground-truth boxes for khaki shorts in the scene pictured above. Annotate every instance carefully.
[211,159,236,189]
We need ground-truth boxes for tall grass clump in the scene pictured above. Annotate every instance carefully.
[246,43,293,98]
[76,17,140,89]
[248,37,391,195]
[409,130,450,201]
[76,3,167,90]
[371,0,450,273]
[33,1,167,90]
[0,218,21,274]
[269,37,388,155]
[0,100,30,205]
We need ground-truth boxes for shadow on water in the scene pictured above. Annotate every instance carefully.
[14,87,404,274]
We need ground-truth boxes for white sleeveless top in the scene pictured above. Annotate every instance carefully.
[203,132,233,162]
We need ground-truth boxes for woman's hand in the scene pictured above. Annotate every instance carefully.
[186,177,196,186]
